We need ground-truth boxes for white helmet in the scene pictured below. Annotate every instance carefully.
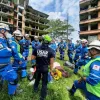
[13,30,23,37]
[88,40,100,50]
[25,34,29,38]
[81,39,88,44]
[0,23,10,31]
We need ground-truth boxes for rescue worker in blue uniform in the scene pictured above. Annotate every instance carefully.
[19,34,31,60]
[31,36,41,65]
[67,39,75,63]
[67,40,100,100]
[0,23,19,95]
[74,39,89,74]
[58,40,65,60]
[12,30,27,78]
[49,40,57,58]
[74,40,82,63]
[31,35,54,100]
[32,36,40,50]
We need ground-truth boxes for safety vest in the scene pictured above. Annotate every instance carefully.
[83,57,100,98]
[13,41,22,58]
[17,43,23,58]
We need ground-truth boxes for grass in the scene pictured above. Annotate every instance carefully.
[0,52,85,100]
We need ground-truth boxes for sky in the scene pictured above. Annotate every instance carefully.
[29,0,80,42]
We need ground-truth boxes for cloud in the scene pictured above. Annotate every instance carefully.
[29,0,53,11]
[48,12,65,21]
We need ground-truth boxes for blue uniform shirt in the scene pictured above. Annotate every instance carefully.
[49,43,57,51]
[32,40,41,49]
[0,38,12,64]
[68,43,75,51]
[81,46,88,59]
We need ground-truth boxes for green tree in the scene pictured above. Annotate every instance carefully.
[47,19,74,39]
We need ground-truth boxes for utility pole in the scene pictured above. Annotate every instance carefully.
[66,11,69,42]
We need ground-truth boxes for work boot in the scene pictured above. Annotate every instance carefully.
[66,86,74,95]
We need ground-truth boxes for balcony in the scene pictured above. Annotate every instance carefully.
[80,17,100,24]
[25,18,49,28]
[0,2,14,9]
[26,12,49,23]
[0,11,13,17]
[80,6,100,14]
[80,0,91,4]
[80,29,100,35]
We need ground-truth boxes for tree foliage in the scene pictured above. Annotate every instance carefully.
[47,19,74,38]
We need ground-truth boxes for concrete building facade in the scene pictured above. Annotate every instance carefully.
[80,0,100,42]
[0,0,49,36]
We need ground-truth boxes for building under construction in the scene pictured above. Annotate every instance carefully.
[80,0,100,42]
[0,0,49,36]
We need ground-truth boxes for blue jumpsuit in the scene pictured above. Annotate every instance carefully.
[10,40,27,78]
[71,56,100,100]
[68,43,75,63]
[49,43,57,57]
[31,40,41,64]
[74,44,82,63]
[0,38,18,95]
[58,42,65,60]
[19,39,30,60]
[74,46,90,74]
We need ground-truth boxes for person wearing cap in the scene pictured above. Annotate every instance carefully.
[31,35,54,100]
[19,34,31,60]
[74,39,82,63]
[0,23,19,95]
[74,39,90,74]
[11,30,27,78]
[67,40,100,100]
[67,39,75,63]
[58,39,66,60]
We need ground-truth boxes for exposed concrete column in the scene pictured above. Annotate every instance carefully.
[98,0,100,6]
[98,34,100,40]
[22,9,25,35]
[98,23,100,29]
[98,11,100,17]
[88,4,91,9]
[88,14,91,20]
[88,24,91,31]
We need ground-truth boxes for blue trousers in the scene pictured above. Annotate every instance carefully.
[59,50,65,60]
[0,64,18,95]
[12,58,27,78]
[72,80,100,100]
[22,49,29,60]
[68,51,73,63]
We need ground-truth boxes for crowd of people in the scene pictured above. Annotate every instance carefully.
[0,23,100,100]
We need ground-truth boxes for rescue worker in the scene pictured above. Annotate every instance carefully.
[12,30,27,78]
[31,36,41,65]
[74,40,82,63]
[74,39,89,74]
[31,35,54,100]
[67,39,75,63]
[0,23,19,95]
[67,40,100,100]
[19,34,31,60]
[32,36,41,50]
[49,40,57,58]
[58,39,65,60]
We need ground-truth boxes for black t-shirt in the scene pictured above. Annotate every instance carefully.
[32,44,54,71]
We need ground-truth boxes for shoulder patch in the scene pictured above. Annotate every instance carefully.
[92,65,100,71]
